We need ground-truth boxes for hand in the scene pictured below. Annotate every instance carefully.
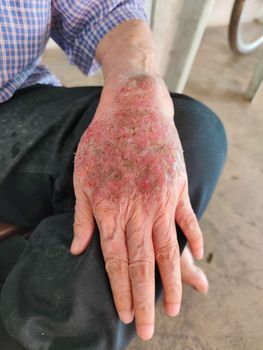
[71,74,204,340]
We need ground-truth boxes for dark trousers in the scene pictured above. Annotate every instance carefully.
[0,85,227,350]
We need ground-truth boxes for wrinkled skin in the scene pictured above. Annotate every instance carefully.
[71,75,203,340]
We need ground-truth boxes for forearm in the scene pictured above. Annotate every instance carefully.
[95,19,173,118]
[95,20,159,84]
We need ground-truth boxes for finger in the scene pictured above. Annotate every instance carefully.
[126,215,155,341]
[71,175,95,255]
[96,210,134,325]
[175,192,204,260]
[153,213,182,317]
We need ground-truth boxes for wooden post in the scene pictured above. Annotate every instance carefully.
[151,0,215,92]
[245,49,263,102]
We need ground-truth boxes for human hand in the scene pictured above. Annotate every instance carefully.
[71,74,204,340]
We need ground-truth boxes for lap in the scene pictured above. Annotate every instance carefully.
[1,212,133,350]
[0,84,102,226]
[0,84,226,226]
[0,84,227,350]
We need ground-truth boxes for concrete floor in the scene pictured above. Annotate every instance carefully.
[42,26,263,350]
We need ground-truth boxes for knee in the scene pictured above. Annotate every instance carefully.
[171,93,227,170]
[30,212,74,246]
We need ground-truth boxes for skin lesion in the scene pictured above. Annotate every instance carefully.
[115,75,156,103]
[74,76,185,209]
[113,74,170,116]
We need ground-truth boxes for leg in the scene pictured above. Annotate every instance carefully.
[0,84,102,227]
[0,86,227,350]
[0,84,105,350]
[0,236,26,350]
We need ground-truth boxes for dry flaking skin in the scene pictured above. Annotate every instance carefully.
[72,74,204,340]
[74,75,185,211]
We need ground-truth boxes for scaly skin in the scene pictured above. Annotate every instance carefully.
[74,76,185,211]
[72,74,204,341]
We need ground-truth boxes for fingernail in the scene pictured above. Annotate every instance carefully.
[119,310,134,324]
[166,303,180,317]
[137,324,154,341]
[71,238,80,254]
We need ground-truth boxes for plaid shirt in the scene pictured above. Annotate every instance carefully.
[0,0,147,103]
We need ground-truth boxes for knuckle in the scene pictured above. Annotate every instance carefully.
[129,260,154,281]
[114,289,132,308]
[155,243,179,267]
[73,221,84,236]
[182,214,198,232]
[190,229,202,244]
[105,258,128,281]
[187,220,202,242]
[166,279,182,292]
[165,284,182,304]
[136,303,153,315]
[169,282,182,295]
[93,205,116,226]
[73,221,80,230]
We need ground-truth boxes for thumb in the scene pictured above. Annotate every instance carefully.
[71,175,94,255]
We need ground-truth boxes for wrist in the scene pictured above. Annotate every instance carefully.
[103,61,159,87]
[95,20,173,119]
[96,72,174,123]
[96,20,159,85]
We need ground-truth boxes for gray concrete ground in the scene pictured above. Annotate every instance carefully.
[42,26,263,350]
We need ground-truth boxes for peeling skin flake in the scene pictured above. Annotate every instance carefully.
[74,75,185,210]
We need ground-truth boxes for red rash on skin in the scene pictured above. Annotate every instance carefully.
[74,76,184,209]
[72,75,204,339]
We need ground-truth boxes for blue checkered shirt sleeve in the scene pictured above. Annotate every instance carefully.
[51,0,148,75]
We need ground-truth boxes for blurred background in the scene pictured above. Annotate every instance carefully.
[42,1,263,349]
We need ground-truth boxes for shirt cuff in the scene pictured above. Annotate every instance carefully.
[67,3,148,76]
